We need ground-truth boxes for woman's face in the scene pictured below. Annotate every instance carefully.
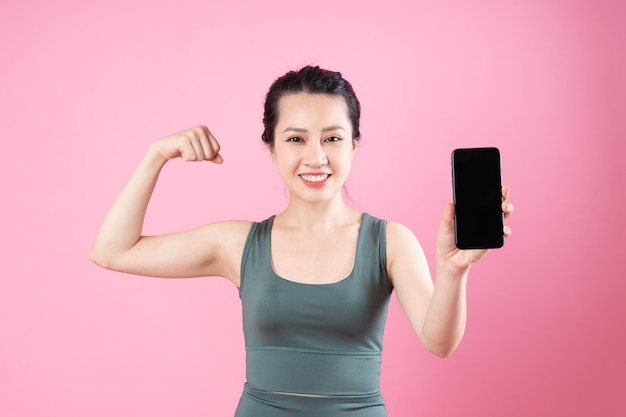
[271,93,356,205]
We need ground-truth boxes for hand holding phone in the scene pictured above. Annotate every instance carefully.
[452,147,504,249]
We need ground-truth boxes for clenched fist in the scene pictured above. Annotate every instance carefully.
[151,126,223,163]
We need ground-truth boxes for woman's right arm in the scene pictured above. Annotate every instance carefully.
[90,126,250,283]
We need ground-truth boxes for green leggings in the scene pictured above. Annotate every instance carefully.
[234,384,387,417]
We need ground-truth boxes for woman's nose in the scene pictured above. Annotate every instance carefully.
[303,141,328,166]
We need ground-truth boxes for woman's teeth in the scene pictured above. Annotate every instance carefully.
[300,174,329,182]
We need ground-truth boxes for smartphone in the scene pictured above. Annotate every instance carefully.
[452,147,504,249]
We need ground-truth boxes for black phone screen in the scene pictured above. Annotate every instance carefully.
[452,147,504,249]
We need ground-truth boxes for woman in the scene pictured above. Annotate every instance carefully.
[91,65,513,416]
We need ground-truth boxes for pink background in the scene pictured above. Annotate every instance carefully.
[1,0,624,416]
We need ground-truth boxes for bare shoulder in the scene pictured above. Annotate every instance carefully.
[204,219,253,261]
[193,220,253,283]
[199,219,252,241]
[385,221,429,285]
[386,221,423,254]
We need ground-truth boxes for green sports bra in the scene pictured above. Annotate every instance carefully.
[239,213,393,396]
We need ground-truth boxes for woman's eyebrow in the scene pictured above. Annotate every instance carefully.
[282,125,346,133]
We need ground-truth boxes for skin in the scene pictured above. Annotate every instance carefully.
[90,92,514,358]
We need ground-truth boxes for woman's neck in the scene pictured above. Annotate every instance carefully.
[276,198,360,230]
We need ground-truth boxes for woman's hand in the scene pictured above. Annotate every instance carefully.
[151,125,224,163]
[437,186,514,270]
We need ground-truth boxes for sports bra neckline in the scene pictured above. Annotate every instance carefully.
[266,213,369,287]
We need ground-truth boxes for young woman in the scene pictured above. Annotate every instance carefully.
[91,66,513,416]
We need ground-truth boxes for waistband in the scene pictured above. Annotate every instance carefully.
[245,346,382,396]
[240,384,386,415]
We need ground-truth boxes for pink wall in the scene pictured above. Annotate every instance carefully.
[1,0,624,416]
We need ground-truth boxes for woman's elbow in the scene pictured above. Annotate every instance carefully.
[423,340,460,358]
[89,246,117,270]
[429,347,455,359]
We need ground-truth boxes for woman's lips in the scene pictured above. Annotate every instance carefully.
[299,174,330,188]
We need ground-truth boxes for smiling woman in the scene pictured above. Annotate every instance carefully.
[89,65,513,416]
[272,93,357,203]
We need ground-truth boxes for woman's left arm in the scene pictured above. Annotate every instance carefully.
[388,187,513,358]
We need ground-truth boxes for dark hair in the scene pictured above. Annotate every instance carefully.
[262,65,361,147]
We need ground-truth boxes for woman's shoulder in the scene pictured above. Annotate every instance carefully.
[379,218,421,249]
[200,219,254,232]
[193,219,255,251]
[362,213,411,234]
[360,213,420,249]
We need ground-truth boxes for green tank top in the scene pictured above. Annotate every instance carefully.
[239,213,393,396]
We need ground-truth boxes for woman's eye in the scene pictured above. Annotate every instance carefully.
[287,136,304,142]
[325,136,342,142]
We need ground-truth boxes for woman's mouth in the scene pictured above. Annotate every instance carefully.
[299,174,330,187]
